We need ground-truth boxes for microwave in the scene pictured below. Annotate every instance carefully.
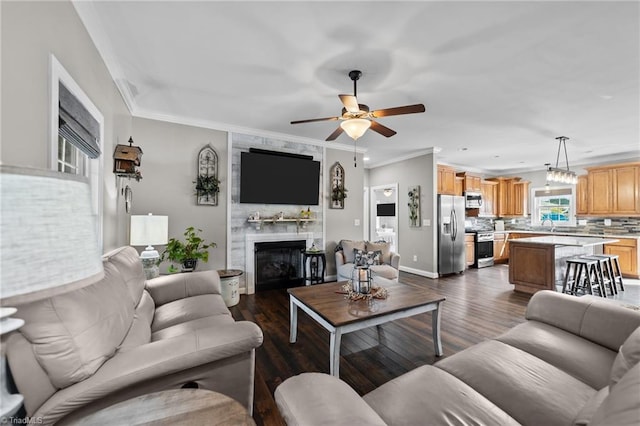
[465,192,483,208]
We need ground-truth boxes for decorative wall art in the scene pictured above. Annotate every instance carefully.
[408,185,420,227]
[195,144,219,206]
[330,162,347,209]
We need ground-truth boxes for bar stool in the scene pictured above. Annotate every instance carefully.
[562,257,605,297]
[591,254,625,293]
[581,256,615,297]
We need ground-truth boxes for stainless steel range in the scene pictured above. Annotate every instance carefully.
[473,231,494,268]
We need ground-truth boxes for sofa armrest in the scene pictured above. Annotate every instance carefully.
[146,270,221,306]
[335,250,346,267]
[275,373,387,426]
[389,252,400,270]
[32,321,263,425]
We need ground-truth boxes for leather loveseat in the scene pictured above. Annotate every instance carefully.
[335,240,400,284]
[275,290,640,425]
[6,246,263,425]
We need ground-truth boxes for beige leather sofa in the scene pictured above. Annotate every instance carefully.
[335,240,400,284]
[6,246,263,425]
[275,291,640,425]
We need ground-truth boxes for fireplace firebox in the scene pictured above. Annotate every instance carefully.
[254,240,305,290]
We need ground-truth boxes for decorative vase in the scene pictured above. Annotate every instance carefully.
[182,258,198,272]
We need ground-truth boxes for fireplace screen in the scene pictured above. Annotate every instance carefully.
[254,240,305,290]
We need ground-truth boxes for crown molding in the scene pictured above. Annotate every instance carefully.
[365,147,442,169]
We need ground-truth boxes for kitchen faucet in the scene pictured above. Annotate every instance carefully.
[541,218,555,232]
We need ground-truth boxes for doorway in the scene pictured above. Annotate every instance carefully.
[370,184,398,252]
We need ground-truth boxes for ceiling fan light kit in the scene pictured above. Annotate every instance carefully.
[290,69,426,142]
[340,118,371,140]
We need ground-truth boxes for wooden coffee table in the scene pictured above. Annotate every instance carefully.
[288,281,446,377]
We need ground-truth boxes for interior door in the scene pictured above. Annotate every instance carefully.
[370,184,398,252]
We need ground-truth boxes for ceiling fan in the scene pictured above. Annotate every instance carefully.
[291,70,426,141]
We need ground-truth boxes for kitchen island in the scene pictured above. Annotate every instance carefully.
[508,235,619,294]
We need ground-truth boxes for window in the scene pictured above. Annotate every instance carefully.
[531,187,576,227]
[50,55,104,249]
[57,135,86,175]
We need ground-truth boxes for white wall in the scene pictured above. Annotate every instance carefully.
[325,149,365,276]
[1,0,132,252]
[130,117,228,272]
[368,153,438,277]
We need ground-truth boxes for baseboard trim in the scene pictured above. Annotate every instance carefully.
[400,265,439,279]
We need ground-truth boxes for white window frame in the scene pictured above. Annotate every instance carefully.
[49,54,104,249]
[530,185,577,227]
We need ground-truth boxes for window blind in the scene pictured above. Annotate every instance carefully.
[58,83,101,159]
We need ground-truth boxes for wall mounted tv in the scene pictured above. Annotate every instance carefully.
[240,149,320,205]
[376,203,396,217]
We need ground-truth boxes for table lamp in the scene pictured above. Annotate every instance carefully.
[0,165,104,419]
[130,214,168,279]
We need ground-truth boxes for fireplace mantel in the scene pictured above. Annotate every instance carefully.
[245,232,314,294]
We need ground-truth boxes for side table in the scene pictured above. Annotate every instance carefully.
[65,389,255,425]
[218,269,243,307]
[302,250,326,285]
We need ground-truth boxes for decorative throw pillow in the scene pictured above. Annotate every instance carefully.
[366,241,391,265]
[353,249,368,266]
[366,250,383,266]
[342,240,366,263]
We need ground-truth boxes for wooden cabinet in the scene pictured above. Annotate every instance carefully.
[465,234,475,268]
[584,162,640,216]
[454,177,464,196]
[456,172,482,193]
[437,165,456,195]
[576,174,588,215]
[494,233,509,263]
[479,180,498,217]
[487,177,529,217]
[604,238,640,279]
[612,165,640,214]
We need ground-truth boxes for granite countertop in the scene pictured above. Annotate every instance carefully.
[494,230,639,239]
[509,235,620,247]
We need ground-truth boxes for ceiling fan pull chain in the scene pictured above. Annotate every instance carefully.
[354,141,357,167]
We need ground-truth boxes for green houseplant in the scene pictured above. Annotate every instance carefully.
[331,186,348,202]
[194,174,220,197]
[161,226,215,272]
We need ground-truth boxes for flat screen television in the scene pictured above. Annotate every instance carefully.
[240,149,320,205]
[376,203,396,217]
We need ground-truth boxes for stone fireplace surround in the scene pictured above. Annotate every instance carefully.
[245,232,314,294]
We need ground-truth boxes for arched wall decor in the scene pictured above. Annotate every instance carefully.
[195,144,219,206]
[330,162,346,209]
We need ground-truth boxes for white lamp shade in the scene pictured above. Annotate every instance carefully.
[340,118,371,140]
[0,166,104,306]
[130,214,168,246]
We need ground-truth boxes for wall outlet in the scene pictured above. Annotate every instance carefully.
[413,255,418,262]
[604,218,612,226]
[511,219,516,224]
[354,219,360,226]
[578,219,587,226]
[423,219,430,227]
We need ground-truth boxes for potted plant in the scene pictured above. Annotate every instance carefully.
[194,174,220,198]
[161,226,215,272]
[331,186,348,202]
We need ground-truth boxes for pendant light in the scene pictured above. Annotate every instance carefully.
[546,136,577,184]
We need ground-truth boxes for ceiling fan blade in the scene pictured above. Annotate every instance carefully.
[370,120,397,138]
[325,126,344,141]
[371,104,426,118]
[291,116,339,125]
[339,94,360,113]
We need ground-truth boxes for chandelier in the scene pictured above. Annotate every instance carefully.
[546,136,577,184]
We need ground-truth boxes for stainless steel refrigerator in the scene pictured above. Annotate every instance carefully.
[438,195,466,275]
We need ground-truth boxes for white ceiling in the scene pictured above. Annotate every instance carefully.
[73,1,640,173]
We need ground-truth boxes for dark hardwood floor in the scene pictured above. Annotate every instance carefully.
[229,264,532,426]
